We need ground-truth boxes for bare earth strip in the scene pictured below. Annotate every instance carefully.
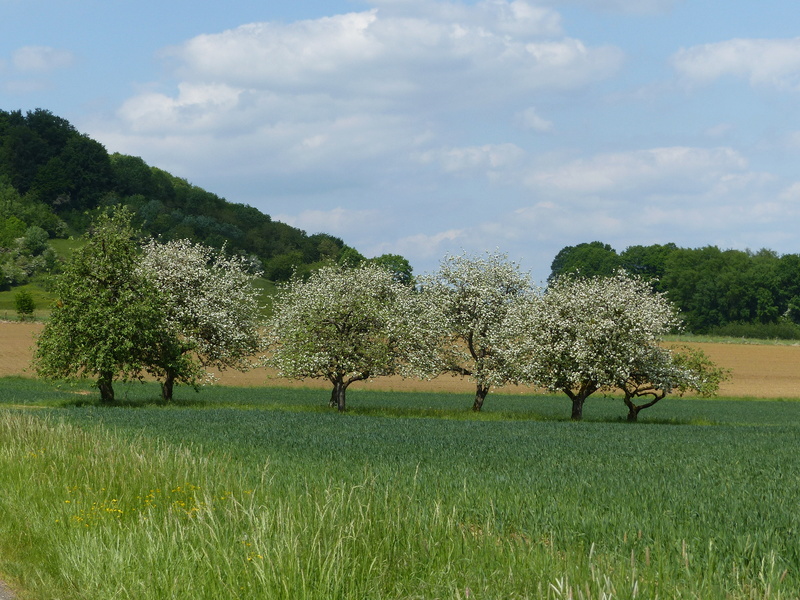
[1,322,798,398]
[0,580,14,600]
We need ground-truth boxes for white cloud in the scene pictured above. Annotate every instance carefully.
[525,146,748,196]
[364,0,564,37]
[417,143,525,175]
[672,38,800,90]
[517,106,554,132]
[548,0,681,15]
[274,207,383,236]
[390,229,467,260]
[89,0,622,207]
[12,46,74,72]
[779,182,800,202]
[161,7,621,108]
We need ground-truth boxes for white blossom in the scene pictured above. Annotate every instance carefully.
[265,262,442,411]
[137,239,264,399]
[419,250,539,410]
[509,269,684,420]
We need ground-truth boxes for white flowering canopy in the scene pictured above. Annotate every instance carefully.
[266,262,442,410]
[511,269,683,419]
[137,239,264,394]
[419,250,539,410]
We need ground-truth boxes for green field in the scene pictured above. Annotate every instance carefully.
[1,379,798,599]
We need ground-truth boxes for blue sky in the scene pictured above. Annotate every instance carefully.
[4,0,800,281]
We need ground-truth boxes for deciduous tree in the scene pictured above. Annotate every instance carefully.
[14,289,35,320]
[419,251,537,411]
[137,238,264,401]
[619,344,729,421]
[33,207,166,402]
[266,263,441,411]
[514,270,682,420]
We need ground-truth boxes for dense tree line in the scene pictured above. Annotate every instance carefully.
[0,108,368,287]
[550,241,800,336]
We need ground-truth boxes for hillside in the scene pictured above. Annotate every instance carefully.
[0,108,367,291]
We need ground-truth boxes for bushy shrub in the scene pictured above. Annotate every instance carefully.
[14,289,35,320]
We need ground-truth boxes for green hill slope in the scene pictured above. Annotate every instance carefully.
[1,108,366,298]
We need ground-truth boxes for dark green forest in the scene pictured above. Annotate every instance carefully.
[550,241,800,337]
[0,108,374,289]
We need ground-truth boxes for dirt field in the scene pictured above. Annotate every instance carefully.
[2,321,799,398]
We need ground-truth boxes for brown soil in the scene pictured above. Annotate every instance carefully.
[2,322,798,398]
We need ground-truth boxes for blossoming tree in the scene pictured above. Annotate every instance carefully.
[512,270,687,420]
[137,239,264,401]
[266,262,442,411]
[619,343,728,421]
[419,251,538,411]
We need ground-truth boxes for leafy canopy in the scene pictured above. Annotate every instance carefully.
[137,238,265,400]
[511,270,683,420]
[33,207,166,402]
[266,262,441,411]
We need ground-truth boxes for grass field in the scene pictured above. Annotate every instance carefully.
[0,379,799,599]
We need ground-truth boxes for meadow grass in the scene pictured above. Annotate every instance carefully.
[0,378,798,598]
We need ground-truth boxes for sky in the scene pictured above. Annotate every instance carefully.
[3,0,800,281]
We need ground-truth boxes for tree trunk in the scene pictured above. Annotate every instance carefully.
[623,388,665,422]
[570,396,584,421]
[472,384,490,412]
[98,371,114,404]
[624,394,639,422]
[161,370,176,402]
[331,378,349,412]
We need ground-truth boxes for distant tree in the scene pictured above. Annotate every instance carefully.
[337,246,367,268]
[619,344,729,422]
[419,251,537,411]
[0,215,26,247]
[110,153,158,198]
[14,289,35,320]
[137,239,264,401]
[619,243,677,289]
[776,254,800,323]
[370,254,414,286]
[266,263,441,411]
[549,241,620,282]
[33,207,166,403]
[17,226,49,256]
[517,270,682,420]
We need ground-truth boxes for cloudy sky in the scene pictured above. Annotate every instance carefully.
[3,0,800,280]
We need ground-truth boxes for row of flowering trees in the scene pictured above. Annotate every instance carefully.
[34,208,726,419]
[267,252,728,420]
[34,207,262,403]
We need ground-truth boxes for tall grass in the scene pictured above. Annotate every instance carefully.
[1,394,799,598]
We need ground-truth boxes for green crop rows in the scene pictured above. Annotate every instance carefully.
[0,378,798,598]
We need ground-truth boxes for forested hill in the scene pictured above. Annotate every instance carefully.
[550,241,800,336]
[0,108,365,284]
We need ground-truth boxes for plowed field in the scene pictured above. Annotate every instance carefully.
[2,321,799,398]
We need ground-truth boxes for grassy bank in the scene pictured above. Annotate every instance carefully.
[0,380,798,598]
